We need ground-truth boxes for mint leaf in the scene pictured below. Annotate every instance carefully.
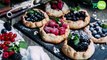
[68,33,72,40]
[55,17,60,23]
[18,41,28,48]
[74,34,80,45]
[101,24,107,29]
[8,47,14,51]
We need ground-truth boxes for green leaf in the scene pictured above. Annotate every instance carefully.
[68,33,72,40]
[74,34,80,45]
[8,47,14,51]
[101,24,107,28]
[18,41,28,49]
[27,10,35,14]
[55,17,60,23]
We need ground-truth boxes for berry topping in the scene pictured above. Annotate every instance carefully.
[50,0,64,10]
[44,18,67,35]
[65,11,87,21]
[25,9,45,22]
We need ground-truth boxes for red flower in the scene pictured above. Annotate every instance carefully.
[3,52,9,58]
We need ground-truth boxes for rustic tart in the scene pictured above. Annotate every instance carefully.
[62,30,95,59]
[84,21,107,43]
[22,9,49,28]
[40,18,70,44]
[45,0,70,17]
[64,10,90,29]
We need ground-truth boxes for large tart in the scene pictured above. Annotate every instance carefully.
[62,30,95,59]
[84,21,107,43]
[64,10,90,29]
[45,0,70,17]
[40,18,70,44]
[22,9,49,28]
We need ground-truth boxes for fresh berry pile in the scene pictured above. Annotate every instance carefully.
[24,9,45,22]
[68,30,90,51]
[50,0,64,10]
[44,19,67,35]
[89,21,107,39]
[64,11,87,21]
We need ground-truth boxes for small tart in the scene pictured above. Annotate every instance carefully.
[84,25,107,43]
[65,10,90,29]
[40,19,70,44]
[22,9,49,28]
[45,0,70,17]
[62,40,95,59]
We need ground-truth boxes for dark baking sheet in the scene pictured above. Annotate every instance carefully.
[13,17,107,60]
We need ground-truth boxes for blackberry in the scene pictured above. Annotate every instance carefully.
[3,22,12,31]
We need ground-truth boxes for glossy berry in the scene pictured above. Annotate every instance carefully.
[59,27,66,35]
[3,52,9,58]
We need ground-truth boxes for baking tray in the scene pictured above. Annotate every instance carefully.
[13,17,107,60]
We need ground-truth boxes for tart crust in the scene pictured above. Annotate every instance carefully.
[45,2,70,17]
[84,25,107,43]
[62,40,95,59]
[22,9,49,28]
[65,10,90,29]
[40,23,70,44]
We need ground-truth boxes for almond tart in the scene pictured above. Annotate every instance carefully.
[64,10,90,29]
[40,18,70,44]
[84,21,107,43]
[45,0,70,17]
[22,9,49,28]
[62,30,95,59]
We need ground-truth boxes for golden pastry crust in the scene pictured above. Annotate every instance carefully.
[84,25,107,43]
[62,40,95,59]
[22,9,49,28]
[40,23,70,44]
[45,2,70,17]
[65,10,90,29]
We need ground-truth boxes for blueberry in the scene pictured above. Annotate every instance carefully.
[1,29,7,34]
[102,29,107,33]
[101,34,105,37]
[92,30,97,34]
[78,42,88,51]
[90,24,94,27]
[26,18,31,21]
[97,21,102,26]
[3,22,12,31]
[89,27,94,31]
[94,35,101,38]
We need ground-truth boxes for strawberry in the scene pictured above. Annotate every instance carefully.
[62,23,67,29]
[59,27,66,35]
[3,52,9,58]
[9,51,15,56]
[51,28,59,35]
[44,26,52,33]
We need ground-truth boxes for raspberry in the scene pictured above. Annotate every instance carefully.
[62,23,67,29]
[59,27,66,35]
[2,44,6,49]
[3,52,9,58]
[12,33,17,38]
[58,2,63,10]
[4,41,10,45]
[44,26,52,33]
[51,28,59,35]
[11,38,15,42]
[48,20,57,27]
[8,32,13,37]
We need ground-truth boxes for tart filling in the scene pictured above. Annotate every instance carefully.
[45,0,70,17]
[40,18,70,44]
[62,30,95,59]
[68,30,90,51]
[64,10,90,29]
[22,9,49,28]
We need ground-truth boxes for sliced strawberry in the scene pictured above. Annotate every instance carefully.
[51,28,59,35]
[44,26,52,33]
[59,27,66,35]
[62,23,67,29]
